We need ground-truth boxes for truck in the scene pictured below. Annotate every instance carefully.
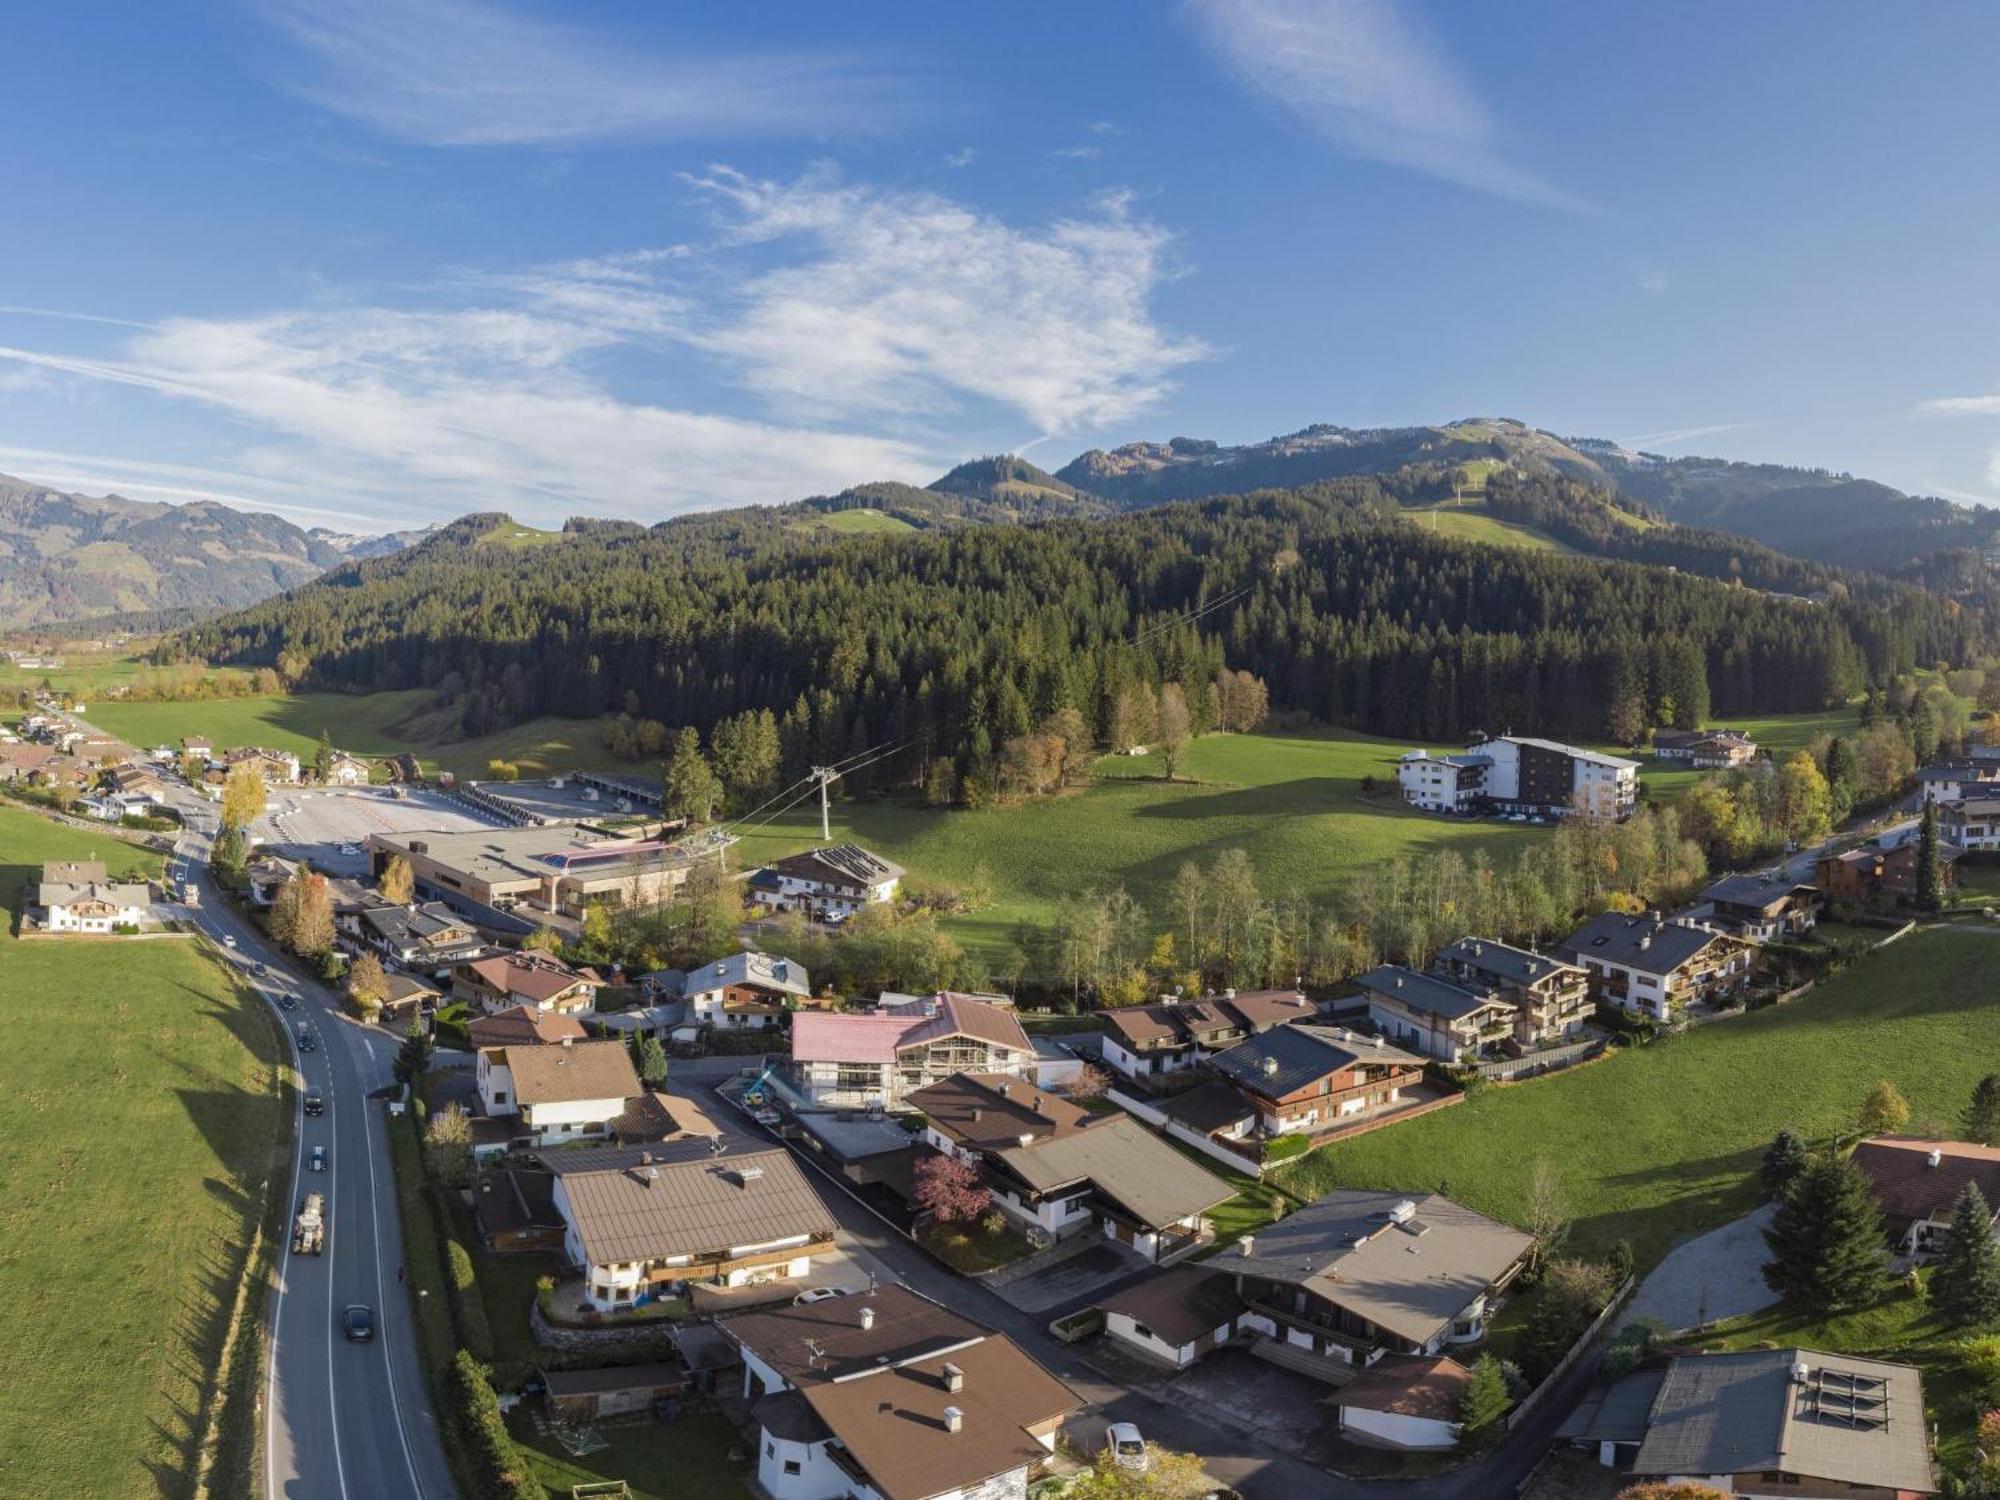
[294,1192,326,1255]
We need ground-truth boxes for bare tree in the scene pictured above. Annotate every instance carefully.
[1523,1158,1571,1274]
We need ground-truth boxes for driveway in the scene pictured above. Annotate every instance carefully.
[1618,1202,1778,1335]
[986,1240,1144,1316]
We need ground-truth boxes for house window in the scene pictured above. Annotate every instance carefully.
[1132,1322,1155,1341]
[491,1091,508,1105]
[783,1460,802,1476]
[765,1442,775,1459]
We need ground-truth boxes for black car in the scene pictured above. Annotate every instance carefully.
[304,1087,324,1116]
[297,1027,316,1052]
[342,1304,374,1342]
[279,993,298,1011]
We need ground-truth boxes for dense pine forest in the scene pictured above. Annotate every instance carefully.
[170,479,1992,794]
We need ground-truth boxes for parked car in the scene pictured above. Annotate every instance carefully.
[304,1087,324,1116]
[310,1146,327,1171]
[342,1304,374,1342]
[1106,1423,1149,1474]
[792,1286,853,1306]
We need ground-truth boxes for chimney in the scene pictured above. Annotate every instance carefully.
[860,1305,876,1331]
[941,1362,965,1393]
[1372,1035,1383,1050]
[971,1108,982,1124]
[1240,1234,1256,1257]
[1018,1133,1035,1149]
[943,1405,964,1434]
[1262,1055,1279,1077]
[1927,1148,1944,1169]
[645,1166,660,1187]
[561,1035,573,1048]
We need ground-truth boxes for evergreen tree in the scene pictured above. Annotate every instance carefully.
[392,1016,434,1086]
[661,727,722,824]
[634,1033,669,1090]
[1761,1129,1810,1199]
[1931,1182,2000,1327]
[314,728,335,781]
[1761,1154,1890,1314]
[1917,800,1943,912]
[1965,1075,2000,1147]
[1455,1353,1513,1451]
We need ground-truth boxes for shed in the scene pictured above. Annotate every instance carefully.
[539,1361,689,1420]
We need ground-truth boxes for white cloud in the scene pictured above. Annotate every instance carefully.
[945,148,977,169]
[682,168,1210,434]
[1636,270,1672,297]
[0,170,1206,524]
[1183,0,1583,209]
[1913,394,2000,418]
[261,0,900,146]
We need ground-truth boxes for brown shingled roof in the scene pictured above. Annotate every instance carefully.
[1337,1355,1473,1421]
[905,1073,1091,1151]
[497,1039,640,1106]
[1852,1137,2000,1231]
[467,1004,588,1050]
[1099,1267,1245,1348]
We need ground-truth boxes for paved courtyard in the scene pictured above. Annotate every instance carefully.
[255,787,499,876]
[1618,1202,1779,1335]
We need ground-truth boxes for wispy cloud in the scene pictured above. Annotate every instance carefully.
[1182,0,1584,210]
[1052,144,1104,161]
[1913,393,2000,418]
[1618,422,1753,450]
[944,147,977,169]
[0,169,1206,524]
[259,0,902,147]
[1636,270,1672,297]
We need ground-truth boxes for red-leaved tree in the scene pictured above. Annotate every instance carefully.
[913,1152,990,1225]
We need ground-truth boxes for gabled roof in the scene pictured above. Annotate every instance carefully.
[549,1140,833,1266]
[769,842,905,889]
[1495,736,1639,772]
[1096,990,1315,1048]
[1434,937,1582,988]
[1558,912,1738,974]
[996,1116,1232,1230]
[1098,1267,1245,1347]
[1851,1137,2000,1229]
[894,993,1033,1056]
[1160,1079,1259,1134]
[462,951,599,1003]
[1356,965,1504,1022]
[685,950,810,999]
[1209,1024,1423,1100]
[492,1039,639,1105]
[1630,1348,1934,1494]
[905,1073,1091,1151]
[1230,1189,1531,1346]
[467,1004,589,1050]
[1700,873,1817,913]
[1336,1355,1473,1422]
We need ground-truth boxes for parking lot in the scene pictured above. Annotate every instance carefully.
[255,787,499,877]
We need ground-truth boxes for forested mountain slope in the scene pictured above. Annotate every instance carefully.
[171,484,1984,792]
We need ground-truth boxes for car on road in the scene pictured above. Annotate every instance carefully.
[304,1087,324,1116]
[1105,1423,1149,1474]
[279,993,298,1010]
[222,934,237,948]
[342,1305,374,1342]
[252,962,266,977]
[792,1286,853,1305]
[310,1145,327,1171]
[821,911,848,927]
[297,1027,316,1052]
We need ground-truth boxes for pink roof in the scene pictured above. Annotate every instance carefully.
[790,1012,914,1064]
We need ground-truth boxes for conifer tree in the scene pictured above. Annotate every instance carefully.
[1965,1075,2000,1147]
[1455,1353,1512,1451]
[1761,1129,1810,1199]
[1761,1154,1890,1315]
[1916,800,1943,912]
[1931,1182,2000,1328]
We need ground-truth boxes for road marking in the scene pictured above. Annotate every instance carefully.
[358,1053,428,1498]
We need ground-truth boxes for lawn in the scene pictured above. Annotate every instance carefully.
[1401,501,1575,554]
[787,507,918,536]
[0,798,163,911]
[734,727,1542,971]
[0,805,285,1498]
[511,1411,753,1500]
[1698,1272,1986,1472]
[1274,930,2000,1270]
[1614,704,1864,804]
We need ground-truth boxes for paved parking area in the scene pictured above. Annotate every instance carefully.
[986,1240,1143,1316]
[255,788,498,876]
[1618,1202,1778,1335]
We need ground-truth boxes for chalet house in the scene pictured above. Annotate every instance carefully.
[788,993,1034,1110]
[466,1004,589,1051]
[182,735,214,761]
[748,843,904,920]
[1651,728,1759,768]
[1394,749,1491,813]
[1559,1348,1937,1498]
[1557,912,1752,1023]
[36,860,151,932]
[722,1286,1080,1500]
[1940,796,2000,854]
[356,901,490,971]
[109,764,166,802]
[475,1036,640,1147]
[1917,760,2000,805]
[1850,1137,2000,1260]
[1684,874,1823,944]
[685,951,812,1031]
[453,951,603,1016]
[224,746,301,784]
[321,752,371,786]
[1094,989,1317,1083]
[549,1139,837,1312]
[0,742,60,783]
[907,1073,1231,1261]
[1101,1190,1529,1384]
[1432,937,1592,1048]
[1816,838,1961,908]
[377,972,441,1027]
[1207,1025,1426,1137]
[245,855,302,907]
[1357,965,1521,1063]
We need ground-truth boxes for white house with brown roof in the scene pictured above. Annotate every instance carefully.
[550,1139,837,1311]
[1335,1355,1473,1451]
[1094,989,1317,1083]
[475,1037,640,1147]
[36,860,152,932]
[321,752,371,786]
[453,951,603,1016]
[1851,1137,2000,1260]
[224,746,301,784]
[466,1004,589,1051]
[748,843,904,920]
[722,1286,1080,1500]
[788,993,1034,1110]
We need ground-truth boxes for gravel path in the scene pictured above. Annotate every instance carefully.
[1619,1202,1779,1335]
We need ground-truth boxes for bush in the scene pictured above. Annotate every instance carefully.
[442,1231,496,1362]
[1261,1134,1313,1165]
[1962,1334,2000,1404]
[442,1349,528,1500]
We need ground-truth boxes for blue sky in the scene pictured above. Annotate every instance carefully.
[5,0,2000,531]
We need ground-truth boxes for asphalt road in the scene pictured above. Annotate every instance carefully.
[167,789,455,1500]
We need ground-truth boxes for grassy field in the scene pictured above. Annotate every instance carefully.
[787,507,918,536]
[0,644,167,698]
[735,728,1542,969]
[1624,705,1862,802]
[0,803,284,1498]
[511,1412,753,1500]
[1275,930,2000,1270]
[1401,501,1575,554]
[1700,1273,1984,1471]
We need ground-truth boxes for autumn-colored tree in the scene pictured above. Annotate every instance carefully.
[1616,1485,1732,1500]
[220,763,266,832]
[1068,1064,1111,1101]
[1859,1079,1912,1135]
[379,853,415,906]
[1155,683,1192,781]
[347,951,389,1019]
[1064,1445,1213,1499]
[913,1152,990,1225]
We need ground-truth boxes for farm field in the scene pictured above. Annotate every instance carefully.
[1275,930,2000,1271]
[787,507,918,536]
[1400,500,1575,554]
[1615,704,1864,803]
[0,803,284,1498]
